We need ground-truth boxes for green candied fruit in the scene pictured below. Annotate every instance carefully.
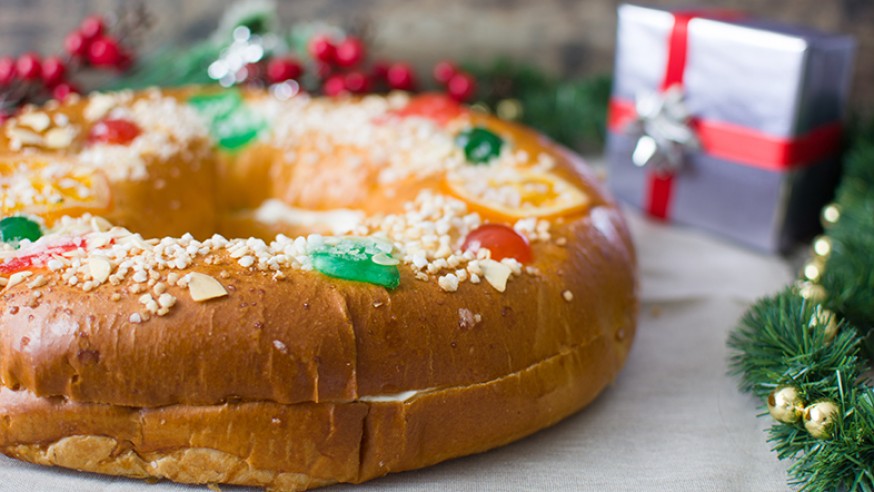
[0,216,42,246]
[456,126,504,164]
[311,237,400,290]
[188,89,266,151]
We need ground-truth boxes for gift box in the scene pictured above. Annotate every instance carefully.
[606,4,856,252]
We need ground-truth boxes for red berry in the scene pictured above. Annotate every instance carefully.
[87,36,121,67]
[462,224,533,263]
[242,62,263,82]
[0,113,11,125]
[41,57,66,87]
[88,118,141,145]
[16,53,41,81]
[433,60,458,85]
[0,57,16,85]
[344,71,371,94]
[315,61,333,80]
[79,15,105,40]
[322,74,347,97]
[334,36,366,68]
[309,35,336,64]
[447,72,477,102]
[386,63,417,91]
[115,51,135,71]
[52,82,78,102]
[64,31,90,58]
[266,57,303,83]
[370,61,390,83]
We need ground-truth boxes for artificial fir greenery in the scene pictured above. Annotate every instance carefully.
[728,122,874,491]
[463,59,611,152]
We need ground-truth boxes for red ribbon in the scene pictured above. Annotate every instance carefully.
[609,10,843,220]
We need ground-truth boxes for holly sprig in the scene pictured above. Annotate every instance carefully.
[728,121,874,491]
[106,2,610,153]
[0,3,149,121]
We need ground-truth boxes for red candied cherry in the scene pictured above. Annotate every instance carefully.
[344,71,371,94]
[88,118,141,145]
[309,35,336,64]
[41,57,66,87]
[51,82,78,102]
[386,62,417,91]
[266,57,303,83]
[447,71,477,102]
[334,36,366,68]
[0,57,16,85]
[392,93,465,126]
[433,60,458,85]
[16,53,41,81]
[64,31,90,58]
[462,224,533,263]
[79,15,105,40]
[322,74,347,97]
[87,36,122,67]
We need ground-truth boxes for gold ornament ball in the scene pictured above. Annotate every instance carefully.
[808,305,839,341]
[796,281,827,303]
[767,386,804,424]
[803,400,839,439]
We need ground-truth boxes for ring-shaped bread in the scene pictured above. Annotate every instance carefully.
[0,88,636,491]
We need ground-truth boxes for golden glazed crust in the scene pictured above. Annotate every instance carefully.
[0,88,637,490]
[0,319,621,490]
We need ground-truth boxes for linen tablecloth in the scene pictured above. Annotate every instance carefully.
[0,209,795,491]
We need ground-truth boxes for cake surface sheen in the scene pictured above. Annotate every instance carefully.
[0,87,637,491]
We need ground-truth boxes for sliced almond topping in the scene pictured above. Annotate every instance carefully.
[6,271,33,290]
[84,93,117,121]
[88,256,113,283]
[88,235,111,248]
[27,275,47,289]
[44,127,76,149]
[90,216,113,233]
[18,112,51,132]
[480,259,511,293]
[6,127,44,147]
[371,252,400,266]
[187,272,228,302]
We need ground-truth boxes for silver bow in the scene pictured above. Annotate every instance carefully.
[627,85,699,175]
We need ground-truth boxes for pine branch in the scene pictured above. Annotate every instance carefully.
[462,59,610,153]
[729,114,874,491]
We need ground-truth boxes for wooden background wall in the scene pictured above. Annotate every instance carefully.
[1,0,871,105]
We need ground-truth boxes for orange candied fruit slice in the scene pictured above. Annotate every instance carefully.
[447,168,589,219]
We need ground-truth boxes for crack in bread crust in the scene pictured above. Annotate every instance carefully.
[8,438,334,492]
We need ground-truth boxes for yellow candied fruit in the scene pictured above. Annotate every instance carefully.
[0,159,109,220]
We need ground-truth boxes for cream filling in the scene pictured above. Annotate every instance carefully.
[357,389,425,403]
[253,199,364,235]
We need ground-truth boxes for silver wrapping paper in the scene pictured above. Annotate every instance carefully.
[607,3,856,252]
